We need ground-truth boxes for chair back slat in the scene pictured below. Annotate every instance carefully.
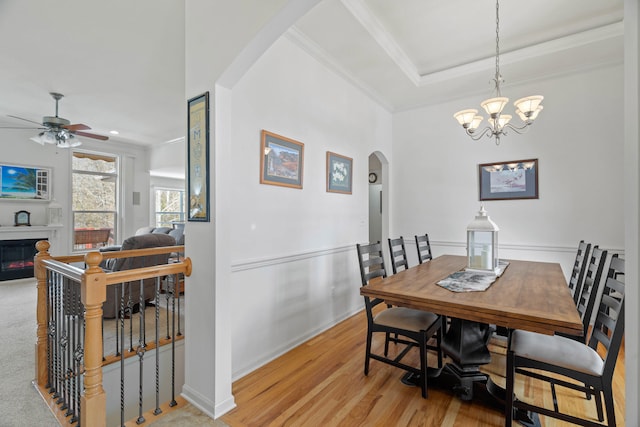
[356,243,387,286]
[415,234,433,264]
[568,240,591,304]
[588,254,625,377]
[356,242,388,314]
[574,247,607,339]
[388,237,408,274]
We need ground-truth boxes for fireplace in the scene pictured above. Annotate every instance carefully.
[0,238,44,281]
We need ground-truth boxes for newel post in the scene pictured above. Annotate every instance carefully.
[34,240,52,387]
[81,251,107,427]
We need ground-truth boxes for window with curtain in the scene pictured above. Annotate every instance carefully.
[154,188,185,228]
[71,150,118,251]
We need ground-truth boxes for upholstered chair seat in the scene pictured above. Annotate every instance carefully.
[510,330,604,376]
[374,307,440,333]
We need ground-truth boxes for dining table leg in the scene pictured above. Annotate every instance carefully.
[440,318,493,400]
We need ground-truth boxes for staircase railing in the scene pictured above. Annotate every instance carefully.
[34,240,191,427]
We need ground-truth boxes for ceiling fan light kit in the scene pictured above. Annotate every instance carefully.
[1,91,108,148]
[453,0,543,145]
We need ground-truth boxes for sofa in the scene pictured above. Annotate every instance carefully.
[101,233,176,318]
[134,226,184,245]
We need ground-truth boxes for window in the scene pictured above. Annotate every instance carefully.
[72,151,118,251]
[154,188,185,228]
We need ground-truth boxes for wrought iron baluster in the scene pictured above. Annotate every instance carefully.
[46,270,53,390]
[52,272,61,400]
[176,274,182,337]
[60,277,70,411]
[153,277,162,416]
[120,283,126,427]
[164,285,171,340]
[136,277,147,424]
[127,282,134,353]
[170,286,177,407]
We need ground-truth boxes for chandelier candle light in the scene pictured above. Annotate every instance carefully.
[453,0,543,145]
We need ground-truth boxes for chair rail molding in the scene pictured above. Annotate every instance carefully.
[231,244,354,272]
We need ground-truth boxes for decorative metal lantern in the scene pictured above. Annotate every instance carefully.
[47,199,63,226]
[466,204,499,273]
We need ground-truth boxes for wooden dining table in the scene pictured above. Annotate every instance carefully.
[360,254,583,419]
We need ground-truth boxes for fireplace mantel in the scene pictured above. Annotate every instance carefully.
[0,225,62,240]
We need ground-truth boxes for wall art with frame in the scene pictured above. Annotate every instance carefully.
[478,158,538,201]
[326,151,353,194]
[0,163,51,201]
[260,130,304,189]
[187,91,210,222]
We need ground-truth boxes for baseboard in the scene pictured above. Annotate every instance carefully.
[181,384,236,419]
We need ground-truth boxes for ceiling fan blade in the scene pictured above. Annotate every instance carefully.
[64,123,91,131]
[7,114,44,126]
[0,125,45,130]
[73,130,109,141]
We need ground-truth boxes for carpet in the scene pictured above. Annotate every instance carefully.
[0,278,59,426]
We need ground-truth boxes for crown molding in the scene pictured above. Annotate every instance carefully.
[340,0,420,85]
[341,0,623,88]
[417,21,624,87]
[285,26,393,111]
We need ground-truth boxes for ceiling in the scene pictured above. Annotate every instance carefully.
[0,0,624,149]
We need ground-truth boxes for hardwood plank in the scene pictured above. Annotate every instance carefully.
[221,307,625,426]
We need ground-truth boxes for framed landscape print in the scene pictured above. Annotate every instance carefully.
[326,151,353,194]
[260,130,304,189]
[187,92,210,221]
[478,158,538,201]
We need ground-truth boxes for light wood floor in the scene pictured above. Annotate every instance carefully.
[221,307,625,427]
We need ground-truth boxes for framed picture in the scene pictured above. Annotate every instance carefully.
[0,164,51,201]
[479,159,538,201]
[14,210,31,226]
[260,130,304,189]
[187,92,210,221]
[326,151,353,194]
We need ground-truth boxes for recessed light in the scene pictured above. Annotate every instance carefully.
[109,130,119,135]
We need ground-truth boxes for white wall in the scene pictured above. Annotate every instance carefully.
[0,128,152,254]
[623,0,639,423]
[391,64,625,278]
[228,36,392,377]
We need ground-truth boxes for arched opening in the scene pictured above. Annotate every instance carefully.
[368,151,389,250]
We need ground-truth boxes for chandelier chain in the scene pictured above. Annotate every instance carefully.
[495,0,501,96]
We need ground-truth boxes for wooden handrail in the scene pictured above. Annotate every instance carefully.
[34,240,191,427]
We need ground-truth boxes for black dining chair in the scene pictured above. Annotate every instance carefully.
[415,233,433,264]
[388,236,409,274]
[356,242,443,398]
[505,254,625,427]
[565,246,607,342]
[568,240,591,305]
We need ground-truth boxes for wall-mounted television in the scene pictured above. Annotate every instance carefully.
[0,164,51,201]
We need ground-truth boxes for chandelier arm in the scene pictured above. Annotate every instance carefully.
[466,127,494,141]
[502,122,531,135]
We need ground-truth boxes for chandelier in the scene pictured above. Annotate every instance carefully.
[453,0,543,145]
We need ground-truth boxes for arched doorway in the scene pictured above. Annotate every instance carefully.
[368,151,389,250]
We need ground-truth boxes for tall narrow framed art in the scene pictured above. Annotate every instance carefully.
[187,92,210,221]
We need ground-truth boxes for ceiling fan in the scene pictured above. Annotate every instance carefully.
[0,92,109,147]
